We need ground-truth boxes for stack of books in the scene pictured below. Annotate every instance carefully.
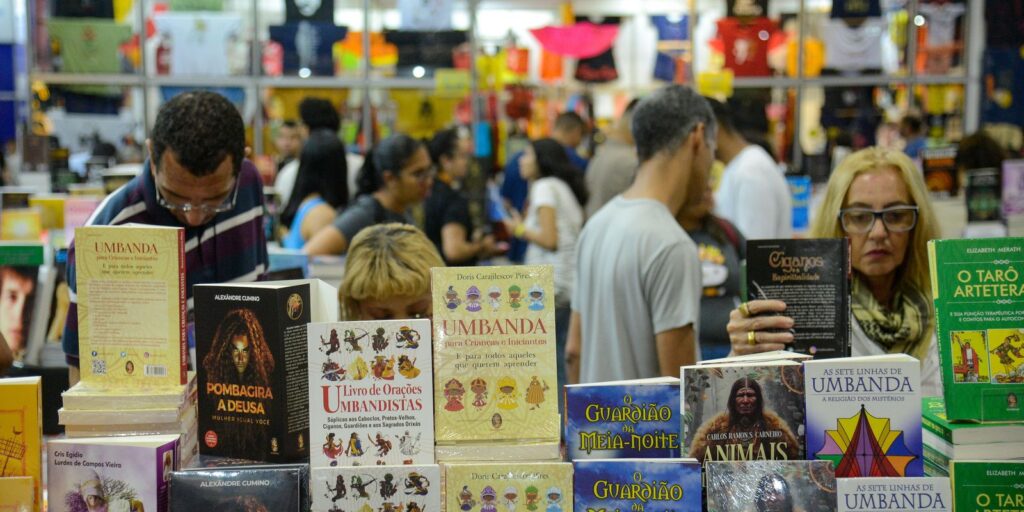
[0,377,42,512]
[922,396,1024,476]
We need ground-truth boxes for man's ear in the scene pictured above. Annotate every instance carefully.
[244,146,252,158]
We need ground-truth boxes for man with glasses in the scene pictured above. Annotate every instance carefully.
[63,91,268,385]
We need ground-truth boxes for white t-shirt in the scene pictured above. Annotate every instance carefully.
[274,159,300,204]
[153,12,242,76]
[823,18,886,71]
[919,2,966,47]
[524,177,583,305]
[714,145,793,240]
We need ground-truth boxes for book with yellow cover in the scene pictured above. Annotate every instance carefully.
[0,476,33,512]
[0,377,42,512]
[27,195,67,230]
[75,225,187,388]
[442,462,573,512]
[430,265,560,460]
[0,210,42,241]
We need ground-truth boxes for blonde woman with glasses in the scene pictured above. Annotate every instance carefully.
[726,147,942,395]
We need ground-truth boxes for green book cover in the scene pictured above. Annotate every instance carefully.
[923,396,1024,444]
[950,460,1024,512]
[927,239,1024,422]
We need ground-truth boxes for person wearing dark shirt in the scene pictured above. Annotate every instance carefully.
[304,133,432,255]
[501,112,588,262]
[422,127,498,265]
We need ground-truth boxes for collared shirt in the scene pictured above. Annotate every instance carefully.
[62,159,269,367]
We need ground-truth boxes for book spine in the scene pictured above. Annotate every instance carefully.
[923,443,952,470]
[921,415,954,444]
[178,228,187,385]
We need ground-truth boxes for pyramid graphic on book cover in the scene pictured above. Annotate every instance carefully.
[815,404,916,477]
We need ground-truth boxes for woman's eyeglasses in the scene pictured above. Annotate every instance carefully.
[838,206,919,234]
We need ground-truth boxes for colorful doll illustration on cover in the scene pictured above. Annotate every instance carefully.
[345,328,368,352]
[352,475,375,498]
[524,376,548,409]
[405,471,430,495]
[321,359,345,381]
[372,355,396,380]
[380,473,398,499]
[372,327,389,352]
[444,378,466,411]
[470,377,488,408]
[397,355,420,379]
[349,356,369,380]
[369,431,393,457]
[524,486,540,512]
[495,376,519,410]
[327,474,347,501]
[459,486,477,511]
[488,286,502,311]
[445,286,462,310]
[481,486,499,512]
[323,432,344,465]
[346,432,364,457]
[508,285,523,310]
[503,486,519,512]
[321,328,342,356]
[544,487,562,512]
[466,286,483,312]
[398,431,422,457]
[527,285,545,311]
[396,326,421,349]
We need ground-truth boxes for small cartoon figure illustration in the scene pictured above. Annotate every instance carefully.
[491,413,503,430]
[380,503,400,512]
[488,286,502,311]
[359,504,375,512]
[466,286,483,312]
[397,355,420,379]
[349,356,370,380]
[345,328,369,352]
[398,430,422,457]
[991,332,1024,377]
[508,285,523,310]
[321,328,342,356]
[396,326,421,349]
[495,376,519,410]
[954,333,982,382]
[322,359,346,381]
[524,486,540,512]
[544,487,562,512]
[1009,392,1020,410]
[470,377,488,408]
[503,486,519,512]
[459,486,477,511]
[404,471,430,495]
[380,473,398,499]
[527,284,545,311]
[445,286,462,310]
[369,431,393,457]
[323,433,344,466]
[524,376,549,410]
[373,355,396,380]
[444,378,466,411]
[328,474,347,502]
[406,502,422,512]
[345,432,364,457]
[352,475,376,499]
[371,327,389,352]
[480,486,499,512]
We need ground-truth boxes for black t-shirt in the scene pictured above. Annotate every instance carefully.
[333,194,411,247]
[422,179,473,265]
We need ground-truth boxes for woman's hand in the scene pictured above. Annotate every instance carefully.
[502,209,525,239]
[726,299,795,356]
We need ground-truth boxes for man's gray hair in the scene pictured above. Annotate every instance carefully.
[632,85,716,163]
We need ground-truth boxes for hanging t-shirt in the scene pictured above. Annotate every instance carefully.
[48,18,130,74]
[786,37,825,77]
[651,15,689,82]
[727,0,768,17]
[982,47,1024,127]
[714,17,776,77]
[830,0,882,18]
[397,0,453,30]
[53,0,114,18]
[153,12,242,76]
[575,16,619,83]
[918,2,965,47]
[384,30,468,78]
[269,22,348,76]
[823,18,885,71]
[286,0,334,23]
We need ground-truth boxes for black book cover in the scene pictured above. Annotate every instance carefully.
[195,283,312,462]
[965,167,1002,222]
[745,238,851,358]
[170,463,310,512]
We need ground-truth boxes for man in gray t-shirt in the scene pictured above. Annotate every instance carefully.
[568,85,717,384]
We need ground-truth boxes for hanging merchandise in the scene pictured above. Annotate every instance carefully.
[830,0,882,18]
[504,86,533,121]
[710,17,778,77]
[285,0,334,23]
[53,0,115,18]
[168,0,224,10]
[919,1,965,47]
[985,0,1024,47]
[333,31,398,74]
[650,15,690,83]
[153,12,243,76]
[269,22,347,76]
[506,47,529,76]
[982,47,1024,128]
[529,22,619,59]
[398,0,453,31]
[539,50,564,83]
[48,18,131,99]
[573,16,620,83]
[384,30,468,78]
[727,0,769,18]
[822,18,885,72]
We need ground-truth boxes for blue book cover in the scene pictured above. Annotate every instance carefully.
[564,377,681,460]
[573,459,701,512]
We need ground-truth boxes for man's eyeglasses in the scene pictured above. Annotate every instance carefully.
[838,205,919,234]
[155,176,239,215]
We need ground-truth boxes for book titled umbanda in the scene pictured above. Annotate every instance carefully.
[745,238,851,358]
[308,319,434,467]
[311,464,440,512]
[443,462,573,512]
[573,459,702,512]
[564,377,680,460]
[950,460,1024,512]
[194,279,338,462]
[927,238,1024,422]
[837,477,952,512]
[682,361,805,468]
[430,265,560,460]
[74,225,187,388]
[47,434,180,512]
[804,354,923,478]
[0,377,42,512]
[169,463,309,512]
[706,460,837,512]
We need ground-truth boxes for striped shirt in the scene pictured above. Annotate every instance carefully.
[63,159,269,366]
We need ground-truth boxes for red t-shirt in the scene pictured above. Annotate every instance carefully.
[713,17,778,77]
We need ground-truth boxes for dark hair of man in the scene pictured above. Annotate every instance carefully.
[281,119,298,129]
[530,138,589,206]
[705,96,738,135]
[299,98,341,132]
[632,85,716,163]
[726,376,764,423]
[280,129,350,227]
[554,112,586,134]
[356,134,424,196]
[150,91,245,177]
[428,127,461,167]
[955,131,1007,171]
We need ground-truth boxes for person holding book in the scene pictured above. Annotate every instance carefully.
[62,91,269,385]
[338,223,444,321]
[567,85,714,384]
[304,134,432,256]
[279,129,349,249]
[727,147,942,394]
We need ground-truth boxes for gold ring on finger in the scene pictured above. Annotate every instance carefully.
[747,331,756,346]
[739,302,751,317]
